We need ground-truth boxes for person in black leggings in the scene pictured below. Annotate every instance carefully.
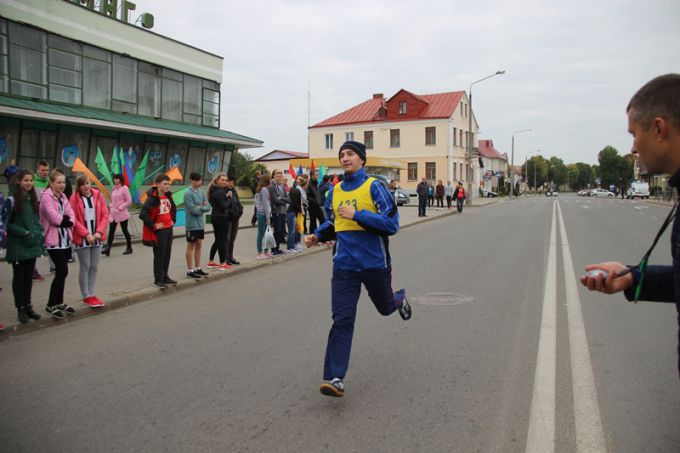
[206,173,231,270]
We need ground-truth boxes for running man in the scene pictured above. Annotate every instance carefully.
[304,140,412,397]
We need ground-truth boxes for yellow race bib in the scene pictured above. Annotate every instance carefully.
[333,177,378,232]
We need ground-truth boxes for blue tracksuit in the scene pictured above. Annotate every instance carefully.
[314,168,405,380]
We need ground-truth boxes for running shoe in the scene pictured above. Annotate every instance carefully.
[395,289,412,321]
[45,305,65,320]
[319,378,345,397]
[164,277,178,286]
[206,261,221,269]
[187,271,202,279]
[218,263,232,270]
[195,268,209,277]
[56,304,76,314]
[84,296,105,308]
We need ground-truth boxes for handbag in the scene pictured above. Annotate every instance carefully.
[295,212,304,234]
[262,225,276,250]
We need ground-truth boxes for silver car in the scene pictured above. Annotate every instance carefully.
[590,188,614,198]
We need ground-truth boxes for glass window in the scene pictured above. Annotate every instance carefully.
[202,99,219,116]
[399,101,407,115]
[345,132,354,142]
[325,134,333,150]
[364,131,373,149]
[202,79,218,90]
[161,78,182,121]
[390,129,400,148]
[49,67,81,88]
[453,127,457,147]
[48,48,81,71]
[138,71,160,117]
[10,46,46,86]
[162,68,182,82]
[426,162,436,180]
[426,127,436,145]
[10,80,47,99]
[9,22,45,51]
[202,114,219,128]
[18,129,57,170]
[82,45,111,62]
[112,100,136,114]
[407,163,417,181]
[49,84,81,104]
[183,113,201,125]
[183,75,201,115]
[186,146,207,180]
[222,149,233,174]
[48,35,80,54]
[204,147,222,180]
[112,54,137,103]
[83,57,111,109]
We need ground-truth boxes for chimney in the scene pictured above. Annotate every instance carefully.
[372,93,384,99]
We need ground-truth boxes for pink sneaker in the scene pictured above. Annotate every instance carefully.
[218,263,232,270]
[84,296,104,308]
[265,251,272,258]
[256,253,268,260]
[206,261,220,269]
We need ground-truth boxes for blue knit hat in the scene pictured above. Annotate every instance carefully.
[339,141,367,164]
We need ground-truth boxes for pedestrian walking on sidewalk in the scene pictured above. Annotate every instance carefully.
[453,182,466,213]
[6,170,46,323]
[445,180,454,208]
[304,140,412,397]
[184,172,211,279]
[206,173,232,271]
[416,177,428,217]
[103,173,132,256]
[254,174,272,259]
[40,170,78,319]
[140,174,177,289]
[70,174,108,308]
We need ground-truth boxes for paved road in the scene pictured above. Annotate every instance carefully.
[0,194,678,452]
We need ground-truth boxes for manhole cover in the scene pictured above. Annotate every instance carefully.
[411,292,473,306]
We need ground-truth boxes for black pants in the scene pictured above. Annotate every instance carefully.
[456,198,464,213]
[225,218,239,260]
[436,196,444,207]
[12,258,36,309]
[210,217,228,263]
[418,196,427,216]
[272,213,286,252]
[446,195,452,208]
[308,206,325,234]
[428,195,434,207]
[47,249,69,307]
[106,220,131,248]
[153,228,173,282]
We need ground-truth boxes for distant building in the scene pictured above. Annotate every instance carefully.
[255,150,307,185]
[308,89,481,193]
[478,139,508,192]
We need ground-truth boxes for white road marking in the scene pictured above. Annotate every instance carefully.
[557,203,607,452]
[526,201,557,453]
[581,206,589,209]
[634,206,649,210]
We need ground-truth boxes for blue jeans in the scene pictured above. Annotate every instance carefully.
[323,268,404,380]
[256,213,267,253]
[286,212,297,250]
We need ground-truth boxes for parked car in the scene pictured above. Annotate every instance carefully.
[590,188,614,198]
[577,189,589,196]
[367,174,410,206]
[480,188,498,198]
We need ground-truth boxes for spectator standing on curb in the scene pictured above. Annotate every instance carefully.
[307,170,325,233]
[445,180,455,209]
[184,172,211,279]
[32,160,50,281]
[70,174,108,308]
[318,174,330,212]
[269,169,289,256]
[206,173,232,271]
[6,170,45,324]
[427,182,435,209]
[435,180,445,210]
[224,176,243,265]
[286,174,304,253]
[453,182,466,213]
[3,158,18,184]
[303,141,412,397]
[103,173,132,256]
[250,170,261,227]
[40,170,77,319]
[140,174,177,289]
[254,174,272,259]
[416,177,428,217]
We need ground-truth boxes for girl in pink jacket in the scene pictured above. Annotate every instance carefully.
[39,169,77,319]
[103,173,133,256]
[70,174,108,308]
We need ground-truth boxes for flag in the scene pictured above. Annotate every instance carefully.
[310,160,316,174]
[72,157,110,199]
[166,166,183,183]
[318,165,326,181]
[123,160,134,188]
[110,144,121,175]
[288,163,296,179]
[332,174,339,185]
[298,164,303,176]
[130,150,149,204]
[172,186,188,207]
[94,147,113,186]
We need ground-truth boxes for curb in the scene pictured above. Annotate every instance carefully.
[0,204,480,338]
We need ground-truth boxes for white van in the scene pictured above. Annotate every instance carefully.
[627,181,650,199]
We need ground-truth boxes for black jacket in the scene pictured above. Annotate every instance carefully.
[416,182,428,198]
[225,186,243,220]
[209,185,229,220]
[307,179,322,210]
[287,186,302,214]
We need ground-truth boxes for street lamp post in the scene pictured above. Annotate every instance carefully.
[524,150,539,196]
[510,128,531,199]
[467,69,505,206]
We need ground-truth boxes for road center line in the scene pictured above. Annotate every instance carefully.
[526,201,557,453]
[557,202,607,452]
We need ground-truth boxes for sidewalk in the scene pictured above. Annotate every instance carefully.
[0,198,496,336]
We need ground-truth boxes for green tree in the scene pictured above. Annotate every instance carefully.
[567,164,580,191]
[229,151,267,190]
[575,162,593,189]
[523,155,548,189]
[597,146,633,189]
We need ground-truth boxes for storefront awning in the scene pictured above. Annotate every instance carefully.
[0,95,263,148]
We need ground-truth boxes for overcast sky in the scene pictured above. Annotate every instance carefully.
[145,0,679,165]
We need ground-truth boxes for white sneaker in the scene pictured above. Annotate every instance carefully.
[295,244,305,251]
[256,253,268,260]
[285,249,298,254]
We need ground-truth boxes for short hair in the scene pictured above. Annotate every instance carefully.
[189,172,201,181]
[112,173,124,182]
[37,160,49,169]
[627,73,680,130]
[155,174,170,184]
[322,175,330,182]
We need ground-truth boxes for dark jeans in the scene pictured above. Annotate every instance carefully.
[210,217,228,263]
[47,249,69,306]
[153,228,173,282]
[272,213,286,252]
[446,195,452,208]
[308,206,325,234]
[418,196,427,216]
[225,218,239,260]
[428,195,434,207]
[323,268,402,380]
[456,198,464,213]
[12,258,36,309]
[436,196,444,207]
[106,220,131,248]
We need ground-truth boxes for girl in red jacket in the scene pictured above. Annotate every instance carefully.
[70,174,108,308]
